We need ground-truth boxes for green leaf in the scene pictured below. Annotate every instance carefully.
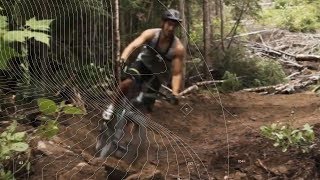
[12,132,26,141]
[1,131,8,137]
[272,132,284,139]
[60,101,66,108]
[0,42,21,70]
[280,125,286,130]
[302,123,313,132]
[37,98,58,115]
[28,31,51,46]
[9,142,28,152]
[26,17,53,32]
[0,15,8,29]
[37,120,59,139]
[6,121,17,133]
[291,129,300,135]
[271,123,277,129]
[63,106,85,115]
[0,145,10,156]
[296,131,302,140]
[3,30,28,42]
[273,142,280,147]
[260,126,267,131]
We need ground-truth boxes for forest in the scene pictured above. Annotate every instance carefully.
[0,0,320,179]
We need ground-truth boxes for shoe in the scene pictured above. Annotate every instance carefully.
[102,104,114,120]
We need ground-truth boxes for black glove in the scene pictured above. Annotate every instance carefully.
[168,94,179,105]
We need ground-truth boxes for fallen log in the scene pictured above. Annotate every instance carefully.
[246,42,304,69]
[243,75,320,94]
[241,85,277,93]
[195,80,224,86]
[275,75,320,94]
[179,80,224,96]
[296,54,320,61]
[277,59,304,69]
[274,45,289,51]
[286,71,302,80]
[179,85,199,96]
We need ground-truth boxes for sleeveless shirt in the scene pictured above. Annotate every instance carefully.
[136,28,178,83]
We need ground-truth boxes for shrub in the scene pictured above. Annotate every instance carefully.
[212,46,286,90]
[260,123,315,153]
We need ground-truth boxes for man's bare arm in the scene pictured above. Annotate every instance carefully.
[171,43,185,96]
[120,29,155,61]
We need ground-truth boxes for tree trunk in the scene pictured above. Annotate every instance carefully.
[120,8,126,49]
[219,0,225,51]
[114,0,121,83]
[203,0,211,79]
[179,0,188,90]
[186,0,191,35]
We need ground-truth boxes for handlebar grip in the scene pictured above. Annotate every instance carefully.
[167,95,179,105]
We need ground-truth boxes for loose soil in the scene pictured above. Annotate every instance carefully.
[6,91,320,179]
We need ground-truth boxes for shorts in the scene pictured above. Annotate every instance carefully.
[122,60,161,112]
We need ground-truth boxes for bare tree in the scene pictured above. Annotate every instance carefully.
[203,0,211,78]
[179,0,188,89]
[219,0,225,51]
[115,0,121,83]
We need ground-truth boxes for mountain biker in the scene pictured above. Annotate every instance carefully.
[103,8,186,120]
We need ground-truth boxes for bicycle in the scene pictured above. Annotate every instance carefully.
[95,84,177,164]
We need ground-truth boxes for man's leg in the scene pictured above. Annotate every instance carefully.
[102,78,135,120]
[103,60,147,120]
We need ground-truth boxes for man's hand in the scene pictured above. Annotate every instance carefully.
[119,58,128,71]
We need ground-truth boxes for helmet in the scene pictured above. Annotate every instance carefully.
[162,9,182,22]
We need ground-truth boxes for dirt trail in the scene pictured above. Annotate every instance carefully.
[12,91,320,179]
[151,92,320,179]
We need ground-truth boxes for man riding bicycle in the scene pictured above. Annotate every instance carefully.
[103,8,186,121]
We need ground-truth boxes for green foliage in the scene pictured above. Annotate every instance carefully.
[0,42,21,69]
[0,169,15,180]
[256,59,287,86]
[0,15,8,32]
[25,17,53,32]
[37,98,58,115]
[0,121,28,180]
[225,0,262,20]
[36,98,85,139]
[260,0,320,32]
[37,120,59,139]
[0,14,53,70]
[260,123,315,153]
[213,46,286,89]
[220,71,242,92]
[0,121,29,160]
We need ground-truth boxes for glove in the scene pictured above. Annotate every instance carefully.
[168,93,179,105]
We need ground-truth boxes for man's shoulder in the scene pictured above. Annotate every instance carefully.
[173,38,185,52]
[141,28,160,35]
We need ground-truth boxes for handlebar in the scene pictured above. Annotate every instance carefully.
[143,85,179,105]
